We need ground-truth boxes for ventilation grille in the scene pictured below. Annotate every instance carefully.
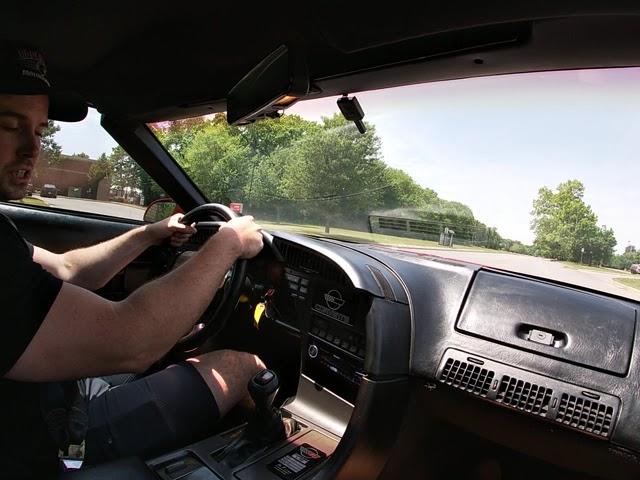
[555,393,614,437]
[439,358,494,397]
[274,239,349,284]
[438,350,620,440]
[496,376,552,416]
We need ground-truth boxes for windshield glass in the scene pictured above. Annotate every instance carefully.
[149,68,640,301]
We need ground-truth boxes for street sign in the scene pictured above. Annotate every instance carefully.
[229,202,244,213]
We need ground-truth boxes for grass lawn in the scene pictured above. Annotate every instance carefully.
[18,197,48,207]
[614,277,640,290]
[261,221,497,252]
[561,261,630,275]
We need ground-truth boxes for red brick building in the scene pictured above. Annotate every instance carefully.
[34,155,110,200]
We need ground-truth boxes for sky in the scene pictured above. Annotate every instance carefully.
[56,67,640,253]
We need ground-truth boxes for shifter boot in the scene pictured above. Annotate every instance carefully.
[214,370,299,469]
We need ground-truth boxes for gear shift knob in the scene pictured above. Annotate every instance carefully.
[215,369,298,469]
[248,369,279,413]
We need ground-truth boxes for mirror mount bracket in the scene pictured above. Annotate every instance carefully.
[337,95,366,134]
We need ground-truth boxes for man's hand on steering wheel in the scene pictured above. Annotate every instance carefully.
[144,213,198,247]
[165,205,268,350]
[218,216,265,259]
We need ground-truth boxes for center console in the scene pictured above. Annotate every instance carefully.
[303,281,370,404]
[140,368,348,480]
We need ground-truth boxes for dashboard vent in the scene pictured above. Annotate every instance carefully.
[274,238,349,284]
[555,393,614,437]
[438,349,620,441]
[439,358,494,397]
[496,376,552,416]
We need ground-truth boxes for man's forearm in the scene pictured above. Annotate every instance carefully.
[59,225,156,290]
[114,229,242,369]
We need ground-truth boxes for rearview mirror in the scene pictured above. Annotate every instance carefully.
[143,198,180,223]
[227,45,310,125]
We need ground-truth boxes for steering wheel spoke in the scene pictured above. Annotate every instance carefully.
[173,204,248,350]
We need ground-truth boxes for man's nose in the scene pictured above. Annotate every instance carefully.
[18,131,41,160]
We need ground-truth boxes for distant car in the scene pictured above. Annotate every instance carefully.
[630,264,640,274]
[40,184,58,198]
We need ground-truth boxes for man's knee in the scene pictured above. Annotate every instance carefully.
[186,350,265,416]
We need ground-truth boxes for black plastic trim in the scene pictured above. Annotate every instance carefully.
[437,349,621,439]
[311,376,410,480]
[457,270,637,376]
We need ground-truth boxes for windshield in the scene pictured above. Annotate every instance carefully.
[149,68,640,301]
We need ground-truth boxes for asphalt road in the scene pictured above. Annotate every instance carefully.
[394,247,640,302]
[36,195,146,221]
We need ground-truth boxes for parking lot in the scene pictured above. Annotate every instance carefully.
[34,195,145,221]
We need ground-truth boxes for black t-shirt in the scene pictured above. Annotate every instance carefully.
[0,213,63,478]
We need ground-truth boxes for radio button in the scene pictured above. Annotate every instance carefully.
[308,344,319,358]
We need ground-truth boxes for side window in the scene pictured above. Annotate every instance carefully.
[14,108,165,221]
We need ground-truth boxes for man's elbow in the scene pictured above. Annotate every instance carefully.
[67,273,109,291]
[111,301,165,374]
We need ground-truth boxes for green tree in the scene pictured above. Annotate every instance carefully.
[239,115,317,209]
[278,114,386,231]
[611,251,640,270]
[180,121,251,204]
[531,180,616,263]
[105,146,164,204]
[87,152,113,198]
[381,168,438,208]
[41,120,62,164]
[153,116,211,162]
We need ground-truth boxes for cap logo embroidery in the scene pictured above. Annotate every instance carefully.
[17,48,50,87]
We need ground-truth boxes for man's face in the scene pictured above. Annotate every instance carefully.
[0,94,48,201]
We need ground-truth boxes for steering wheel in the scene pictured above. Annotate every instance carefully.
[174,203,280,350]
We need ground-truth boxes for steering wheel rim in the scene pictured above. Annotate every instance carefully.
[174,203,248,350]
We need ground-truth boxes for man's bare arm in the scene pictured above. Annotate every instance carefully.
[33,214,196,290]
[5,217,263,382]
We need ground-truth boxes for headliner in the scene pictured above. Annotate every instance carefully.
[3,1,640,122]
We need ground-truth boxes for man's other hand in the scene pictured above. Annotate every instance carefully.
[145,213,197,247]
[218,216,264,259]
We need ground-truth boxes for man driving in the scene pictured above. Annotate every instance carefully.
[0,44,267,478]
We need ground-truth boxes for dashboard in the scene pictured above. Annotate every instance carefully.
[263,232,640,479]
[175,228,640,479]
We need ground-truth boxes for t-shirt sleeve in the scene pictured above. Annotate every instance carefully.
[0,217,62,375]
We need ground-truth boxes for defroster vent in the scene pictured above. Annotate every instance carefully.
[439,358,494,397]
[555,393,614,437]
[496,376,552,416]
[437,349,620,440]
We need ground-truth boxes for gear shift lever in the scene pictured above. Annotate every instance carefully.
[215,370,299,469]
[249,369,279,417]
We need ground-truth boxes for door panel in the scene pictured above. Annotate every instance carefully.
[1,202,165,300]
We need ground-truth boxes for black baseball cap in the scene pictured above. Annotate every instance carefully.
[0,42,88,122]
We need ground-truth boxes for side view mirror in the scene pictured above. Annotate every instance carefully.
[143,198,181,223]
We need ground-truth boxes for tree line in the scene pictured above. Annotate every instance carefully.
[87,113,505,247]
[530,179,625,268]
[46,114,631,266]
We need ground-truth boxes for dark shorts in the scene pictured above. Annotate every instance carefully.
[82,362,220,465]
